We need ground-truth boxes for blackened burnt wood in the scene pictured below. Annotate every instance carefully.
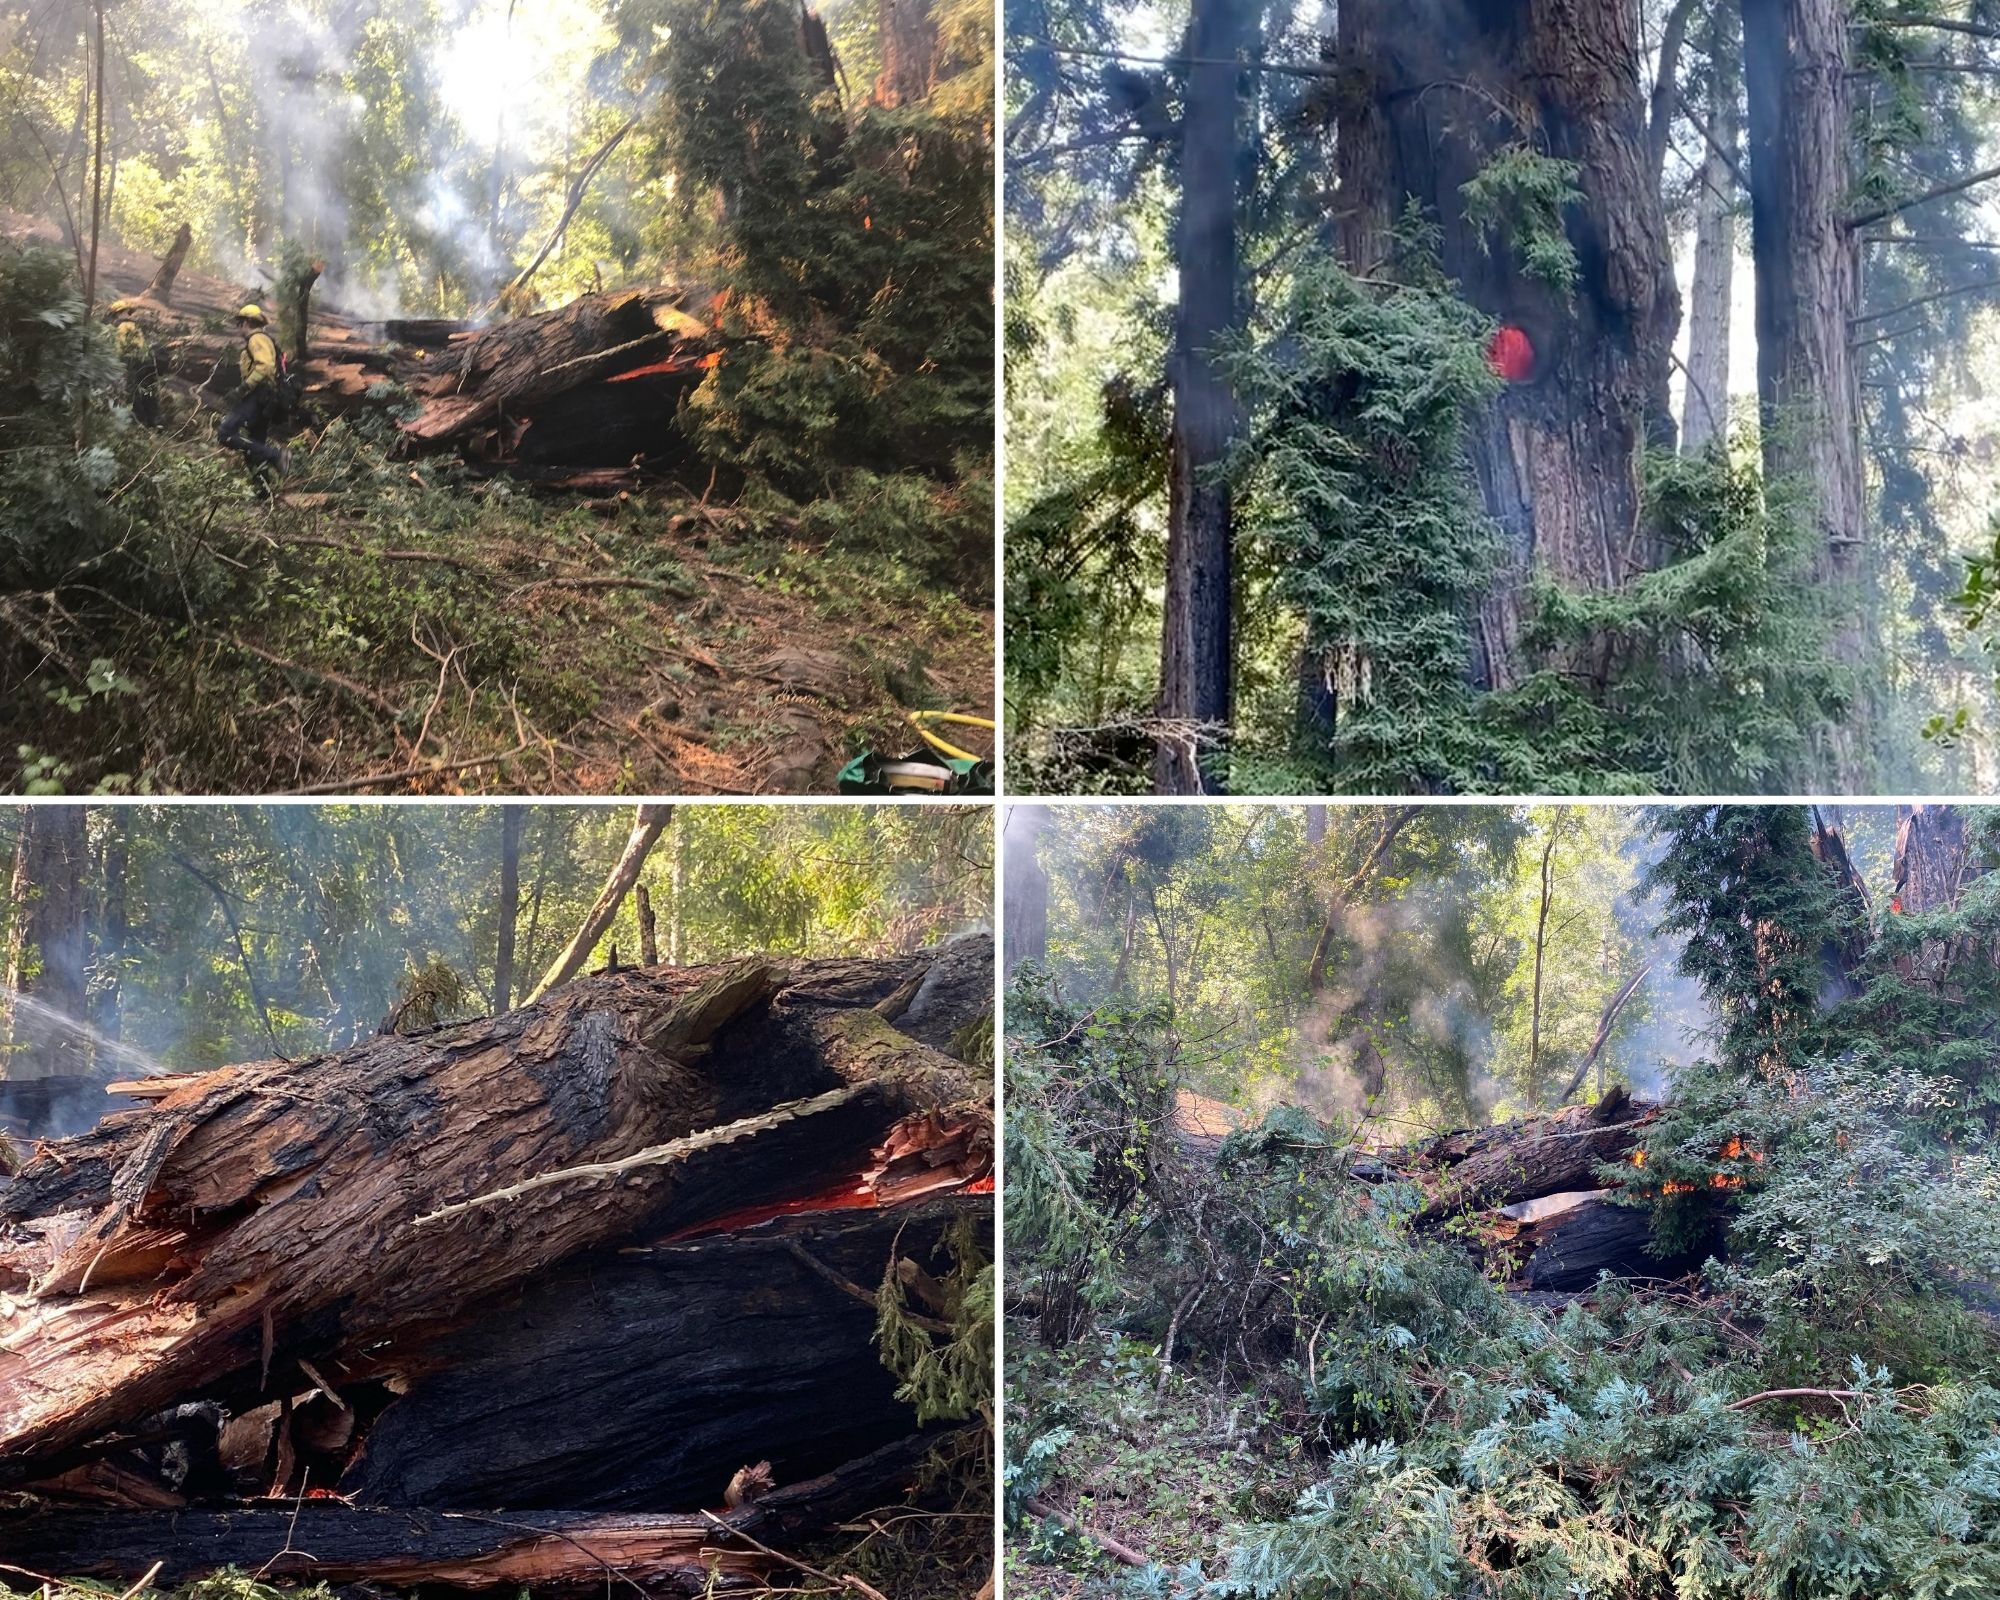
[342,1195,986,1509]
[0,1435,945,1589]
[1513,1192,1713,1291]
[0,951,987,1485]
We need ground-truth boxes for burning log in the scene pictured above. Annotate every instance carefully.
[0,943,992,1508]
[1485,1188,1719,1292]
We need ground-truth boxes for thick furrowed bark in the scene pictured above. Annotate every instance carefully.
[1154,0,1246,794]
[1339,0,1678,692]
[1743,0,1866,785]
[0,949,989,1486]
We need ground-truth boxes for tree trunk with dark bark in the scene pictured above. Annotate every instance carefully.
[1155,0,1247,794]
[142,222,193,306]
[493,806,522,1013]
[1742,0,1866,786]
[2,805,90,1082]
[0,1436,946,1590]
[876,0,939,107]
[1333,0,1679,690]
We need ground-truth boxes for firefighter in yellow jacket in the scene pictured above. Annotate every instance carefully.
[218,304,288,474]
[105,300,161,427]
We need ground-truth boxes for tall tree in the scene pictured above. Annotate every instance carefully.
[1154,0,1250,793]
[1332,0,1679,691]
[2,805,89,1080]
[1741,0,1866,788]
[1682,7,1740,453]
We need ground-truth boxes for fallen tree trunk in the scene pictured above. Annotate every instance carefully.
[0,1434,942,1589]
[0,947,990,1488]
[344,1194,983,1509]
[401,288,715,445]
[1488,1187,1718,1291]
[1408,1087,1654,1225]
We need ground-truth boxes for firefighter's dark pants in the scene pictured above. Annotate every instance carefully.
[219,387,284,469]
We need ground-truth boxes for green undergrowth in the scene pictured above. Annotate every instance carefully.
[0,253,989,794]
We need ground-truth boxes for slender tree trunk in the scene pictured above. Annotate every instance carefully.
[526,806,673,1002]
[2,807,90,1081]
[1742,0,1866,787]
[1335,0,1679,692]
[634,882,660,966]
[1154,0,1247,795]
[1683,11,1740,452]
[1683,154,1738,448]
[668,822,685,964]
[83,0,105,314]
[1002,808,1049,973]
[1528,819,1558,1090]
[89,815,127,1057]
[144,222,194,306]
[492,807,522,1014]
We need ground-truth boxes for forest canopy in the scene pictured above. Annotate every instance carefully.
[1005,0,2000,797]
[0,801,990,1097]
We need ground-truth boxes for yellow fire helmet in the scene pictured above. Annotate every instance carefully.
[236,304,269,324]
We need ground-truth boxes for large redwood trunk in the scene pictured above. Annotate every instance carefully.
[0,947,991,1491]
[1154,0,1248,794]
[1333,0,1679,690]
[1742,0,1866,785]
[875,0,939,107]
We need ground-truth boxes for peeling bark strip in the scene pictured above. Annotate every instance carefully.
[1334,0,1678,689]
[0,948,991,1487]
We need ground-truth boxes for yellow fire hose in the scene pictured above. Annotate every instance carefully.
[906,710,995,765]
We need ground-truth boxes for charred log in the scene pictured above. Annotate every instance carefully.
[1408,1087,1653,1225]
[0,1434,945,1590]
[0,947,990,1487]
[341,1195,982,1510]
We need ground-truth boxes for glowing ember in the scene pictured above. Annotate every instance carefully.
[661,1178,877,1242]
[606,357,702,383]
